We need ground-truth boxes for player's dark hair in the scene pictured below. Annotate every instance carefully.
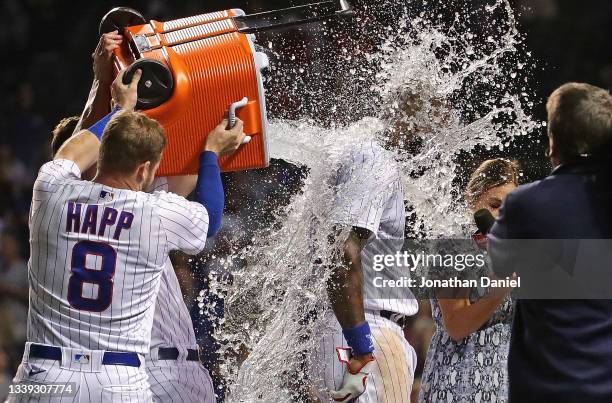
[466,158,519,208]
[98,110,167,174]
[547,83,612,162]
[51,116,80,156]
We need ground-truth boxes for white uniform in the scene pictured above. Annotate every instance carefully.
[311,141,418,402]
[10,160,209,403]
[146,178,215,403]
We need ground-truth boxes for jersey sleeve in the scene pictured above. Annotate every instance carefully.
[331,144,398,235]
[33,159,82,196]
[153,191,210,255]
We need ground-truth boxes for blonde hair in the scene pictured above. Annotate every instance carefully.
[547,82,612,160]
[466,158,519,207]
[98,110,167,174]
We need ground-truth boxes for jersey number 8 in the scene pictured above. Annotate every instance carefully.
[67,240,116,312]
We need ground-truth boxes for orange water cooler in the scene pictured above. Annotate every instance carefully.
[100,2,352,175]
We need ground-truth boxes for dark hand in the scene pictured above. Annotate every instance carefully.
[93,31,122,85]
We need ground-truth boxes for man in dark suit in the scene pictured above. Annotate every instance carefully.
[489,82,612,402]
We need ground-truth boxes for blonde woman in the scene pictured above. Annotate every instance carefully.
[419,158,519,403]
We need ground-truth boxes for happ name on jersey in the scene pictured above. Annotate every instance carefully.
[66,201,134,240]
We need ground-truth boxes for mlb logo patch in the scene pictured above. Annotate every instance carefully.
[74,353,90,364]
[99,190,114,202]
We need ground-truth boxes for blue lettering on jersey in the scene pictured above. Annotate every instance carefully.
[113,211,134,240]
[66,202,134,239]
[81,205,98,235]
[66,201,82,232]
[98,207,118,236]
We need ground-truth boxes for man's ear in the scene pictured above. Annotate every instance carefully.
[548,133,555,156]
[548,133,561,167]
[136,161,151,183]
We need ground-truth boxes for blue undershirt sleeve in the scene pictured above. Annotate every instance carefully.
[195,151,224,237]
[88,106,121,140]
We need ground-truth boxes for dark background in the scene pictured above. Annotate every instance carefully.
[0,0,611,400]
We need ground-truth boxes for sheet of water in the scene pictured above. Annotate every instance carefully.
[202,1,541,401]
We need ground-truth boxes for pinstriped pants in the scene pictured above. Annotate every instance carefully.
[311,312,417,403]
[146,357,215,403]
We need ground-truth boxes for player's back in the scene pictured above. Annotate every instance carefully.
[27,160,208,354]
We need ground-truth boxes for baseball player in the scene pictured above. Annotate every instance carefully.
[50,123,216,403]
[309,139,418,402]
[9,66,245,402]
[145,178,218,403]
[63,33,220,402]
[50,126,216,403]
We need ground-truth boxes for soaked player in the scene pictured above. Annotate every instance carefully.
[309,139,417,403]
[309,91,442,402]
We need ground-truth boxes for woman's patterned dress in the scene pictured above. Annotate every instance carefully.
[419,262,513,403]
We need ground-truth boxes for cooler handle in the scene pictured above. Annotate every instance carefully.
[229,97,251,144]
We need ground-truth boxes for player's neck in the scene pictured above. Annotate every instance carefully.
[94,171,142,192]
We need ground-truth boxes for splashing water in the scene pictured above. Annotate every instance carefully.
[205,1,542,401]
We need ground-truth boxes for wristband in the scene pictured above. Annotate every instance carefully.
[88,106,121,140]
[342,321,374,356]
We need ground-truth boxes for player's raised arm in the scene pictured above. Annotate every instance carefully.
[55,68,141,174]
[72,31,123,134]
[198,117,246,236]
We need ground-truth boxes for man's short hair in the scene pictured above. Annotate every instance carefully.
[98,110,167,174]
[51,116,80,156]
[547,82,612,161]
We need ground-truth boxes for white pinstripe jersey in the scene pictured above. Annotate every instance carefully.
[332,141,418,316]
[26,160,209,354]
[148,178,198,350]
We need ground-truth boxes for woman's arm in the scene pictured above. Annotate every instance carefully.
[437,290,509,342]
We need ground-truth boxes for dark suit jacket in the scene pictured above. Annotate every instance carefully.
[489,157,612,403]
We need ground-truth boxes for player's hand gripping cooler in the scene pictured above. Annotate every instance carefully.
[99,1,353,175]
